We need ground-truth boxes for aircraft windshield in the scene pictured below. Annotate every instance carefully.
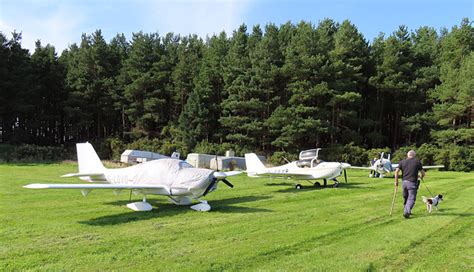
[179,161,194,169]
[299,149,319,160]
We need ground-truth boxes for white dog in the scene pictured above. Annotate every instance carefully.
[422,194,443,213]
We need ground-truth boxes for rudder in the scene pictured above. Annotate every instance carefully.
[244,153,266,176]
[77,142,105,173]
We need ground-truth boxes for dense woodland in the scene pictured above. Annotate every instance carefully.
[0,18,472,169]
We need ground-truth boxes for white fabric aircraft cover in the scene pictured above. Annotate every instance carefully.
[129,159,213,189]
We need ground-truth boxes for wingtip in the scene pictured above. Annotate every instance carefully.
[24,184,46,189]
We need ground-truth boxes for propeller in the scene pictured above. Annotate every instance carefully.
[340,163,350,183]
[202,171,236,196]
[212,156,235,188]
[213,171,234,188]
[202,178,218,196]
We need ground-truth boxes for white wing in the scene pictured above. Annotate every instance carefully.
[423,165,444,169]
[350,166,375,170]
[24,183,169,194]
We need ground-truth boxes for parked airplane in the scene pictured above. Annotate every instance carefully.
[351,152,444,178]
[245,148,351,189]
[24,143,240,211]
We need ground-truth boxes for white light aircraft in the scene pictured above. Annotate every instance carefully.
[351,152,444,178]
[24,143,240,212]
[245,148,351,189]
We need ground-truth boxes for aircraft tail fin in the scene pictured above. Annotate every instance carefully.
[76,142,106,174]
[244,153,266,176]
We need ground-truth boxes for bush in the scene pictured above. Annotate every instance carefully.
[435,144,473,171]
[341,143,368,166]
[126,138,162,153]
[268,151,297,166]
[391,146,414,163]
[2,144,73,162]
[393,144,473,171]
[193,140,219,155]
[416,143,438,166]
[108,137,125,161]
[159,139,189,159]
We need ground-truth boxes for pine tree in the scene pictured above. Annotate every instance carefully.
[30,41,66,145]
[171,35,204,122]
[120,32,168,137]
[369,25,416,148]
[430,18,474,145]
[220,24,266,150]
[328,20,369,144]
[179,32,229,148]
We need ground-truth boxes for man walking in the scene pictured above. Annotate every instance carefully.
[394,150,425,218]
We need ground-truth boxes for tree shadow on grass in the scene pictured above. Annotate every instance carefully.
[413,208,474,218]
[80,195,272,226]
[264,182,295,187]
[275,182,366,193]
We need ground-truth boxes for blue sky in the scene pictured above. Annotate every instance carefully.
[0,0,472,54]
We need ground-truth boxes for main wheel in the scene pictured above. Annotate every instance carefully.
[295,184,303,190]
[314,182,321,187]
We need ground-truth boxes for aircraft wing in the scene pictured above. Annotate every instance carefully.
[391,164,444,170]
[349,166,374,170]
[423,165,444,169]
[24,183,170,193]
[223,171,241,177]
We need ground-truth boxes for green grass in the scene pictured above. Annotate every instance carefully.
[1,163,473,271]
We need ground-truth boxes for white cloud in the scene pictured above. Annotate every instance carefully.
[0,0,253,53]
[144,0,253,38]
[0,3,86,53]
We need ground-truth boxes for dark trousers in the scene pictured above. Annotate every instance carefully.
[402,180,419,215]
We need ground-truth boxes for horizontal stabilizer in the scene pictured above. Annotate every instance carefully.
[61,172,104,178]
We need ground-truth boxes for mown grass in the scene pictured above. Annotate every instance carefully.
[0,163,472,271]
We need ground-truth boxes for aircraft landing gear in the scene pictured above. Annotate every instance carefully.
[332,178,339,188]
[295,184,303,190]
[191,200,211,212]
[126,196,153,211]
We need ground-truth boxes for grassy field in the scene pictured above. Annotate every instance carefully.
[1,163,473,271]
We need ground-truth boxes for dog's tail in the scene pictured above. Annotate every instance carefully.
[422,196,428,203]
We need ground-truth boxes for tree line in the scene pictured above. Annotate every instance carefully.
[0,18,472,168]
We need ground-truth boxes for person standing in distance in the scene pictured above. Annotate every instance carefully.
[394,150,425,219]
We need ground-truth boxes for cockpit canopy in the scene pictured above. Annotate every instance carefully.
[297,148,322,168]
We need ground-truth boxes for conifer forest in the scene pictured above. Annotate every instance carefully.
[0,18,472,169]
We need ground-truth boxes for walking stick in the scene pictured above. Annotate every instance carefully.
[389,184,398,216]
